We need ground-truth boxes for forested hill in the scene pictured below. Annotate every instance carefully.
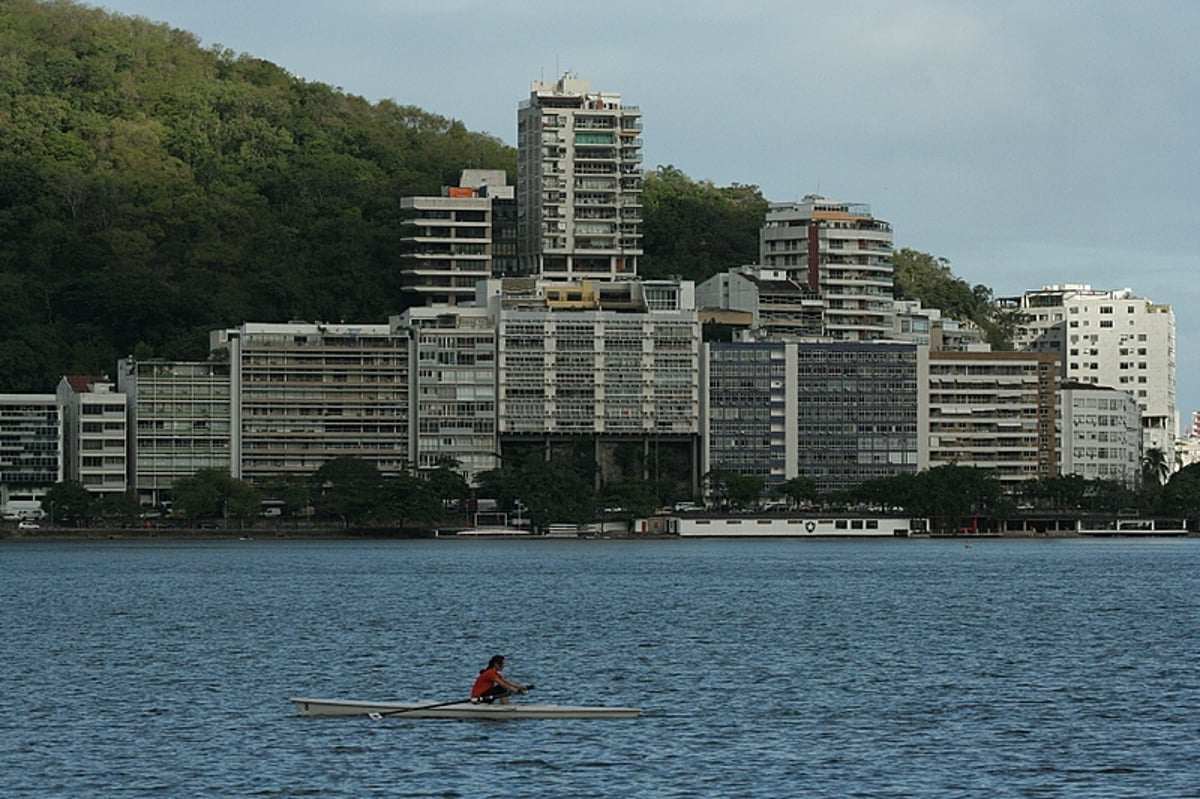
[0,0,516,391]
[0,1,1001,394]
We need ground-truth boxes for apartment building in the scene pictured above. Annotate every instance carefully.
[1000,284,1177,457]
[696,266,824,340]
[891,300,987,351]
[927,351,1060,485]
[486,277,699,488]
[0,394,62,517]
[214,322,411,482]
[56,376,127,497]
[397,305,498,484]
[702,341,789,484]
[517,74,643,280]
[702,341,925,491]
[760,195,894,341]
[399,170,515,307]
[1057,380,1141,487]
[117,359,233,507]
[794,342,925,491]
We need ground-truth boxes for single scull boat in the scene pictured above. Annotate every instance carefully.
[290,696,642,720]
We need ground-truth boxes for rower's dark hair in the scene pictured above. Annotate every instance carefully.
[481,654,505,673]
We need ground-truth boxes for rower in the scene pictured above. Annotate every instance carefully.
[470,655,529,704]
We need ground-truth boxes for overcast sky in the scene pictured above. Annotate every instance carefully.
[92,0,1200,419]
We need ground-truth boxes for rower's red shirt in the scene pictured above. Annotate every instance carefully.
[471,667,500,698]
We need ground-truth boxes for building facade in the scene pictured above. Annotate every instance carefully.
[214,322,411,482]
[118,359,233,507]
[702,341,789,485]
[56,376,128,497]
[927,351,1060,485]
[1001,284,1177,457]
[794,342,925,491]
[398,305,498,484]
[399,170,515,307]
[488,277,699,491]
[703,341,925,492]
[517,74,643,280]
[0,394,63,518]
[1057,381,1142,486]
[760,195,894,342]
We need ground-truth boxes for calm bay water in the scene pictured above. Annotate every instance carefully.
[2,536,1197,798]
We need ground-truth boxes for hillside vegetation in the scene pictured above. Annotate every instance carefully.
[0,0,514,390]
[1,0,1000,393]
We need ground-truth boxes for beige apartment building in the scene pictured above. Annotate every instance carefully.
[927,351,1060,485]
[213,322,411,482]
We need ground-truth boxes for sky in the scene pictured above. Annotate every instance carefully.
[91,0,1200,419]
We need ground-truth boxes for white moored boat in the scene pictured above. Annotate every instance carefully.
[290,697,642,720]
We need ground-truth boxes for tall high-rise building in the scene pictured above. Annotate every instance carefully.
[1000,284,1177,456]
[759,195,894,341]
[517,74,643,281]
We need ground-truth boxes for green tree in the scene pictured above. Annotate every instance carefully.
[41,480,93,525]
[425,458,470,509]
[476,448,595,529]
[92,490,142,524]
[312,457,384,527]
[1158,463,1200,519]
[703,469,765,510]
[171,468,262,523]
[377,472,442,531]
[641,165,767,284]
[855,465,1003,532]
[776,475,817,508]
[1141,447,1171,488]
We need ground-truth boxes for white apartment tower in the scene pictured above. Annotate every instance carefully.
[396,305,499,484]
[1001,285,1177,456]
[517,74,643,281]
[56,375,128,497]
[760,195,894,341]
[1057,381,1142,487]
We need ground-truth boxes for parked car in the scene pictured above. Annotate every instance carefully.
[17,520,40,531]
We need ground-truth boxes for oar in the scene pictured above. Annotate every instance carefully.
[368,699,472,720]
[367,685,535,720]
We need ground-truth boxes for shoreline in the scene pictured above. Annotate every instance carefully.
[3,527,1194,543]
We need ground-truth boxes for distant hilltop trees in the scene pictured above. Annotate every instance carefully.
[1,0,997,393]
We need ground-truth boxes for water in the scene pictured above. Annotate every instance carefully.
[2,537,1197,798]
